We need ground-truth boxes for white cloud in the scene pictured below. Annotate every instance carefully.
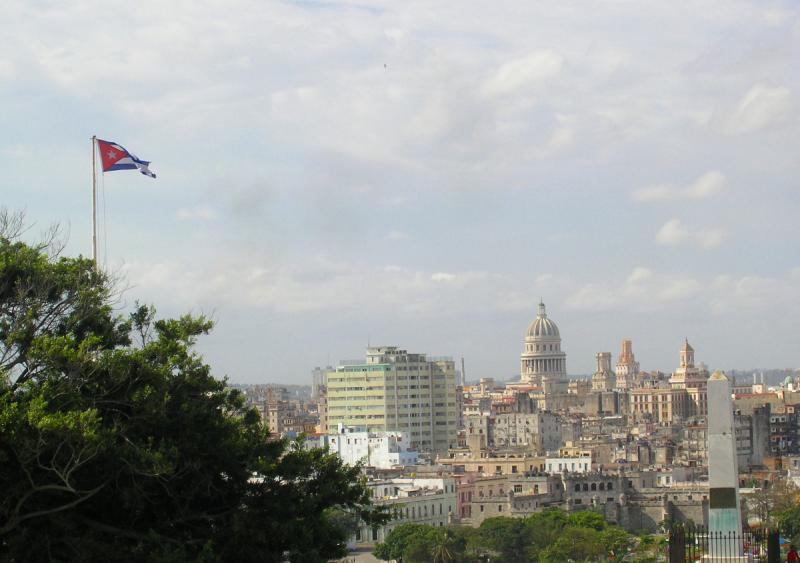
[632,171,725,202]
[727,84,794,135]
[0,144,32,158]
[656,219,725,248]
[567,267,700,312]
[655,219,691,246]
[431,272,456,283]
[626,267,653,284]
[387,229,408,241]
[121,257,505,316]
[176,204,217,221]
[565,266,800,316]
[709,268,800,313]
[685,171,726,199]
[696,228,726,249]
[483,50,564,97]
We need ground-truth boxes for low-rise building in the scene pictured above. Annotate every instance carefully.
[354,478,457,543]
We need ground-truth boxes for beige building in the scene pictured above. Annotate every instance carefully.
[669,340,709,417]
[615,339,640,390]
[440,451,546,476]
[325,346,458,454]
[629,386,688,424]
[591,352,616,392]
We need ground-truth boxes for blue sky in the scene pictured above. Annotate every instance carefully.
[2,1,799,383]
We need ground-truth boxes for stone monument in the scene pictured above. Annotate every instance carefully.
[707,370,745,560]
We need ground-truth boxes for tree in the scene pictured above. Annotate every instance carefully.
[524,508,569,558]
[568,510,607,531]
[601,525,635,561]
[430,529,457,563]
[0,219,386,561]
[539,525,604,562]
[373,522,430,560]
[777,504,800,543]
[477,517,529,563]
[745,476,800,530]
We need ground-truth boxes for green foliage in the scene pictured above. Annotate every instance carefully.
[373,522,430,560]
[777,505,800,543]
[568,510,607,531]
[375,509,643,562]
[0,228,386,561]
[541,525,605,561]
[478,516,529,563]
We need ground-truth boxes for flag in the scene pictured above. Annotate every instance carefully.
[96,138,156,178]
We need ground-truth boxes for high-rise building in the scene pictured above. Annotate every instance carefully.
[520,302,567,394]
[325,346,458,454]
[615,339,639,390]
[311,366,330,400]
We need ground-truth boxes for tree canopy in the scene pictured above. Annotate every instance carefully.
[0,213,386,561]
[373,509,644,562]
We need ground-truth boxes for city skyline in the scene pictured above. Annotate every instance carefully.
[2,1,798,383]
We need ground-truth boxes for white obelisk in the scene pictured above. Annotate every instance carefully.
[707,370,744,560]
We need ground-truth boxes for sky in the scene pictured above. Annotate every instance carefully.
[2,1,799,383]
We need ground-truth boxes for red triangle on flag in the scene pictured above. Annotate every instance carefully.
[96,139,128,170]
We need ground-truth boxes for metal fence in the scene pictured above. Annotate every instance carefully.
[667,526,780,563]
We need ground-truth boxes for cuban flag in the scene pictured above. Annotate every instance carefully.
[96,138,156,178]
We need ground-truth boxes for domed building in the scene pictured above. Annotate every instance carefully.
[520,302,568,393]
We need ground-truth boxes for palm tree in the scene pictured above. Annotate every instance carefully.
[431,530,456,563]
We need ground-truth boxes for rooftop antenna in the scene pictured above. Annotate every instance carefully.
[461,357,466,387]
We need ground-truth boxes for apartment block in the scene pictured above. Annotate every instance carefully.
[326,346,458,454]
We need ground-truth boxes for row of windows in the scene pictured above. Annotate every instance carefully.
[392,503,452,520]
[573,482,614,492]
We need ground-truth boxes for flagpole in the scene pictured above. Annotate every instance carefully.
[91,135,97,265]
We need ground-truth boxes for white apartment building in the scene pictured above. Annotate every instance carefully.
[307,424,419,469]
[545,455,592,474]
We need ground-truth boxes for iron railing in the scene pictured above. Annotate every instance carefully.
[668,526,780,563]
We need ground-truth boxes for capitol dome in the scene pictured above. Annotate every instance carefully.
[520,301,567,390]
[526,302,560,339]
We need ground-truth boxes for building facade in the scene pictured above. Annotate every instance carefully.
[307,424,420,469]
[591,352,616,392]
[669,340,709,417]
[326,346,458,454]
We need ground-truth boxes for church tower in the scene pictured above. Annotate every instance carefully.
[592,352,616,392]
[615,339,640,390]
